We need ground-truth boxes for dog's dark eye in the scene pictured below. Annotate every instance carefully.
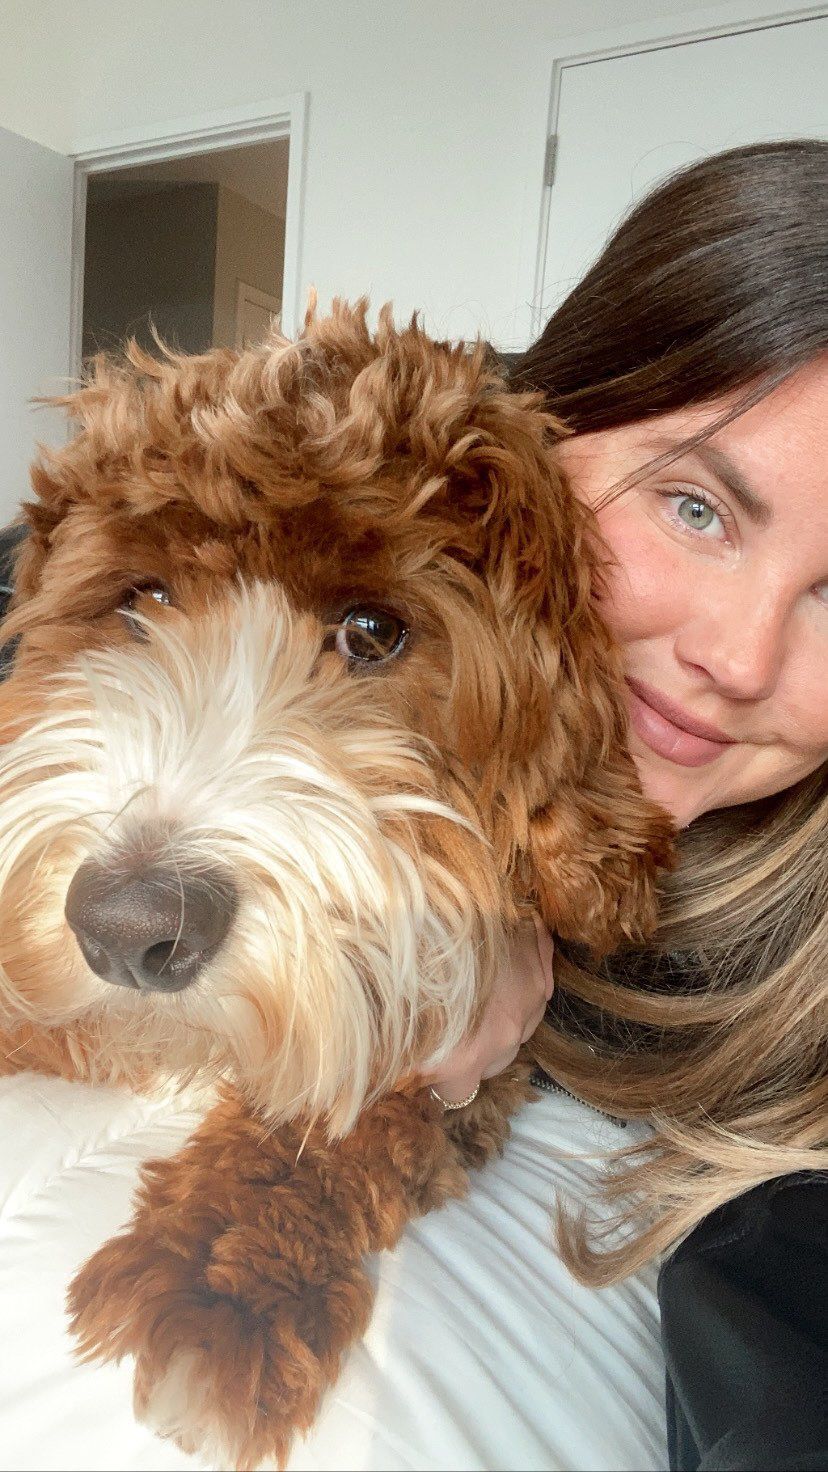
[118,582,172,634]
[335,607,408,664]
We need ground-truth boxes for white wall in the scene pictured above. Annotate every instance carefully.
[0,0,812,349]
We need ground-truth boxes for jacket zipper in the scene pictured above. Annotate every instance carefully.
[529,1066,627,1128]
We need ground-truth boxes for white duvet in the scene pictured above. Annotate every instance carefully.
[0,1070,667,1471]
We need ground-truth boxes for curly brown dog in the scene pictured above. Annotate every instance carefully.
[0,302,672,1468]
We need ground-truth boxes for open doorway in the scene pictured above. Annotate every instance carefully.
[81,138,289,365]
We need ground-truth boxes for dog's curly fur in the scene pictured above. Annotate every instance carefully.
[0,301,672,1467]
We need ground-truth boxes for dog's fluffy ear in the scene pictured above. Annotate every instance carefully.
[527,753,675,955]
[518,588,675,955]
[525,560,675,954]
[438,385,675,956]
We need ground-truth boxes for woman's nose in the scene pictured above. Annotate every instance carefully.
[674,580,789,702]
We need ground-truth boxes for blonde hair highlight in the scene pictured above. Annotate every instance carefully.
[533,764,828,1281]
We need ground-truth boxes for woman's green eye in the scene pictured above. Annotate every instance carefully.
[677,496,716,531]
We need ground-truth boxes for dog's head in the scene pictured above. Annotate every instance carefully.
[0,301,671,1131]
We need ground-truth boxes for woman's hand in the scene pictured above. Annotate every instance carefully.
[426,916,554,1106]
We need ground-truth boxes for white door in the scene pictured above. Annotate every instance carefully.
[234,282,282,349]
[540,13,828,320]
[0,126,74,527]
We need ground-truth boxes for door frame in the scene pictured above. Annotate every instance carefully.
[514,1,825,348]
[70,91,308,374]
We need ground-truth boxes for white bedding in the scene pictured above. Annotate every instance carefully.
[0,1070,668,1471]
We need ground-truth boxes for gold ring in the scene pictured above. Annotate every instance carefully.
[429,1083,480,1111]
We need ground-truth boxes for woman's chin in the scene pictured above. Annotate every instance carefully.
[630,750,710,830]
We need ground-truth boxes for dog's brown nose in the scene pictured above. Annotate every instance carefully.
[64,861,237,993]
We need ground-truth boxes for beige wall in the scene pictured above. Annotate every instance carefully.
[212,185,285,349]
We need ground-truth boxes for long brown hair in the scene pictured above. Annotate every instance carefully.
[513,140,828,1281]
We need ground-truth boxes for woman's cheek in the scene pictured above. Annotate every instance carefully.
[594,506,684,646]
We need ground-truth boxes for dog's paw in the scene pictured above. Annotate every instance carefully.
[68,1226,374,1469]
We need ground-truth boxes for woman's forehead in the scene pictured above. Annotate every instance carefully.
[564,357,828,490]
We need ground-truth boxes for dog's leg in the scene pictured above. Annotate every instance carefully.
[67,1069,534,1469]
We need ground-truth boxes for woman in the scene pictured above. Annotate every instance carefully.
[428,139,828,1471]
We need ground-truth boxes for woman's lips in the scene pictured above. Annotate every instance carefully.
[625,678,738,768]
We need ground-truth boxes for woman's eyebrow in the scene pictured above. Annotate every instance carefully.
[646,436,774,527]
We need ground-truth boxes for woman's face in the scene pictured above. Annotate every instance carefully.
[559,356,828,828]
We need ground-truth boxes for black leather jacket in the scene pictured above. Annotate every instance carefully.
[660,1172,828,1469]
[0,524,825,1469]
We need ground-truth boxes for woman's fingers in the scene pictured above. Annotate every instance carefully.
[424,918,555,1103]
